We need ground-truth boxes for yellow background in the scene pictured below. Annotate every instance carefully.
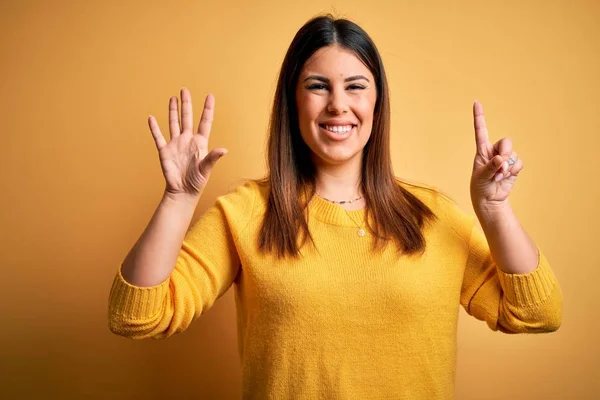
[1,0,598,398]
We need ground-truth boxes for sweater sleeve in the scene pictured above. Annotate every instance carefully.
[108,181,256,339]
[460,216,563,334]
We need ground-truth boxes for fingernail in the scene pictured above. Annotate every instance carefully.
[495,173,503,182]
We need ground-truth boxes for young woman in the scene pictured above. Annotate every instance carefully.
[109,14,562,399]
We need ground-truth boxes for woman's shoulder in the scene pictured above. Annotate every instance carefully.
[215,177,269,210]
[218,178,263,199]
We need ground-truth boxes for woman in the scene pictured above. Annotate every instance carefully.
[109,14,562,399]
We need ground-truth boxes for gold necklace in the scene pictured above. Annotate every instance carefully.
[314,191,366,237]
[344,209,366,237]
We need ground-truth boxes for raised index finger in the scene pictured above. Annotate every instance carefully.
[197,94,215,138]
[473,100,492,155]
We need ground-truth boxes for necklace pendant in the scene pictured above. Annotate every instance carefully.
[357,228,366,237]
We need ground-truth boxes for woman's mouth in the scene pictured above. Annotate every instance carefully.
[319,124,356,141]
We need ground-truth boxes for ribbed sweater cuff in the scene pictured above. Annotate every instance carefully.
[497,249,557,307]
[109,265,170,321]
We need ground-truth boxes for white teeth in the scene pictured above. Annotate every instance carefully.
[323,125,353,133]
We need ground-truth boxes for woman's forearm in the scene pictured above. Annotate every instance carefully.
[475,202,539,275]
[120,192,200,287]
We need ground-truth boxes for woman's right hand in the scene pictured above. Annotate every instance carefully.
[148,88,227,200]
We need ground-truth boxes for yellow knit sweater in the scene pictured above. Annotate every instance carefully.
[108,180,562,399]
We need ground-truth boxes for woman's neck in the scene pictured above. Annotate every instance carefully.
[312,168,365,211]
[308,151,366,208]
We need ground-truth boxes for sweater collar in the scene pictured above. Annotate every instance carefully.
[306,193,368,227]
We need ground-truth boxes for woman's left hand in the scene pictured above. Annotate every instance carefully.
[470,100,524,213]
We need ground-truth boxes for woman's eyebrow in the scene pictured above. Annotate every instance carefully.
[303,75,370,83]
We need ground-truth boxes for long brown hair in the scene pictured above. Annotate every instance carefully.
[257,14,438,259]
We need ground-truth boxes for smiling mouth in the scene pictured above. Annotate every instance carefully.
[319,124,357,133]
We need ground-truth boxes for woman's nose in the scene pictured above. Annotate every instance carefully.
[326,90,349,115]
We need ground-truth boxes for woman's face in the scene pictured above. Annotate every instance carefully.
[295,45,377,167]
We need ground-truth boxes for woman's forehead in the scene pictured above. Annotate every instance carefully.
[300,45,373,80]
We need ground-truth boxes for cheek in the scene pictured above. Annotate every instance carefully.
[297,94,324,122]
[355,96,376,122]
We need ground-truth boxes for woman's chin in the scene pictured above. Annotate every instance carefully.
[315,150,361,166]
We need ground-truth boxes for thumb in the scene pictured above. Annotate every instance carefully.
[480,155,503,181]
[198,148,228,177]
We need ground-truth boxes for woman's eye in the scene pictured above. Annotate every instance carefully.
[306,83,367,91]
[308,84,327,90]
